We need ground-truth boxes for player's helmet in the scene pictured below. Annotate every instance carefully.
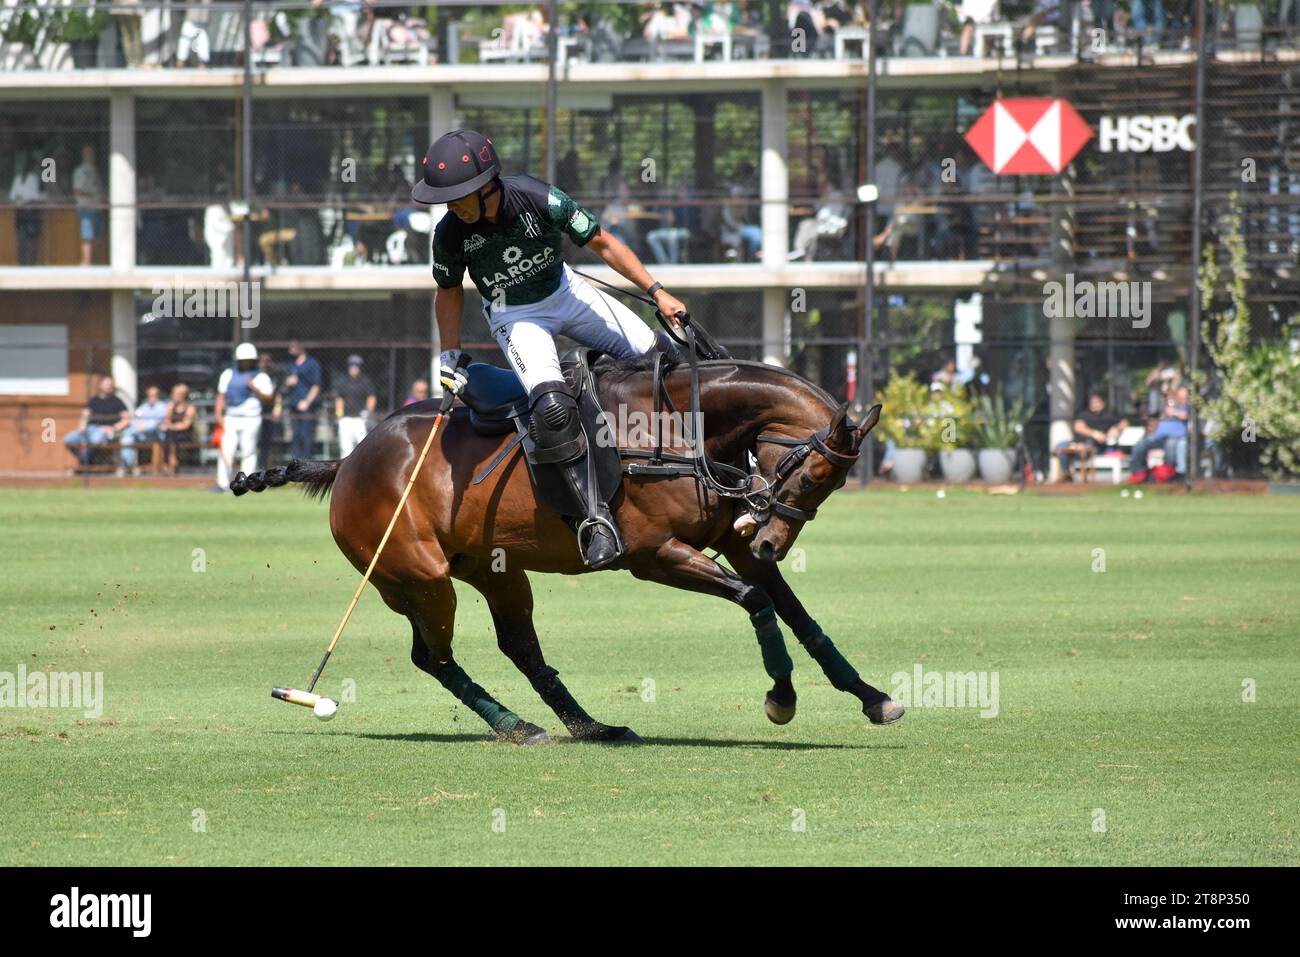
[411,129,502,204]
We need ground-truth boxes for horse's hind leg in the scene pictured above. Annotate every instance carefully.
[382,576,549,745]
[722,542,904,726]
[458,565,640,743]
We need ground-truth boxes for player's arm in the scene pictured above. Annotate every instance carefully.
[435,284,464,351]
[585,227,687,325]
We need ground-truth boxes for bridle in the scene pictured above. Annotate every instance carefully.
[750,426,860,524]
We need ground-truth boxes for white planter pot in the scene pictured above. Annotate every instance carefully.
[891,447,927,483]
[978,448,1015,483]
[939,449,977,483]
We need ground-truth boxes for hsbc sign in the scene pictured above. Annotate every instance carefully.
[964,98,1093,174]
[1098,114,1197,153]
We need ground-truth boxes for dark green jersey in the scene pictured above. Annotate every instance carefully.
[430,174,601,306]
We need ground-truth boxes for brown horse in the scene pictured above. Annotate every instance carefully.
[236,353,903,743]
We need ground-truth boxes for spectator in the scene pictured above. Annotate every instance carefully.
[722,161,762,261]
[1127,384,1190,483]
[957,0,1000,55]
[643,3,692,40]
[159,383,197,476]
[1143,359,1182,416]
[788,0,825,55]
[176,0,213,67]
[64,375,130,470]
[404,378,430,405]
[256,351,281,469]
[112,0,145,67]
[646,179,695,264]
[1055,390,1129,476]
[73,145,105,267]
[930,356,959,390]
[8,150,44,267]
[335,355,378,457]
[284,340,323,460]
[119,385,170,476]
[789,179,850,261]
[1131,0,1165,45]
[214,343,275,493]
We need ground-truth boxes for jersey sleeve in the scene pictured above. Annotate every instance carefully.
[430,219,466,288]
[546,185,600,246]
[217,369,232,394]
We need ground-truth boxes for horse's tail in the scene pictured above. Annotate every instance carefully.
[229,459,340,501]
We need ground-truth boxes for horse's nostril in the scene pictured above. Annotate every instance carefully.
[758,540,775,559]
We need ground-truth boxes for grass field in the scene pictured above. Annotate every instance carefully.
[2,485,1297,866]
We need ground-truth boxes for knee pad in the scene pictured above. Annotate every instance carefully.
[527,382,585,464]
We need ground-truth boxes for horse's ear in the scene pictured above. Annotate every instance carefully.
[829,401,852,445]
[856,404,882,439]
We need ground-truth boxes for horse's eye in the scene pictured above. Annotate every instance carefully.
[798,473,817,492]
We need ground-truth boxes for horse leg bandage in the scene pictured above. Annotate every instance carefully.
[750,605,794,680]
[795,620,860,691]
[435,661,521,733]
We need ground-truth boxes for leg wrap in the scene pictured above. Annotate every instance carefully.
[795,619,859,691]
[528,666,594,727]
[750,605,794,681]
[434,661,521,733]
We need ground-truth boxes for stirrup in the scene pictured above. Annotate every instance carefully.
[576,514,623,568]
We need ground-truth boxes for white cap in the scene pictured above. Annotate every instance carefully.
[235,342,258,361]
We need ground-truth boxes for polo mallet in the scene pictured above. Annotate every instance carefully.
[273,363,463,720]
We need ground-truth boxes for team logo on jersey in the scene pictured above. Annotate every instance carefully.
[463,234,486,253]
[502,245,523,264]
[569,209,591,233]
[521,211,541,239]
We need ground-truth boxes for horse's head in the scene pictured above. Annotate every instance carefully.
[745,402,881,562]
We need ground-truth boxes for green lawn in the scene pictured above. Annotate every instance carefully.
[1,486,1297,866]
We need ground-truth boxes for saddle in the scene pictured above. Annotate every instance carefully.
[460,350,623,522]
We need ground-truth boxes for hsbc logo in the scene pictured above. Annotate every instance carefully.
[1099,115,1197,153]
[964,98,1093,175]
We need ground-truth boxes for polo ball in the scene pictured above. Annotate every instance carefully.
[313,697,338,721]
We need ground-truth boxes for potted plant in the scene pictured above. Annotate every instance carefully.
[933,383,978,482]
[974,391,1028,482]
[874,372,932,483]
[59,6,109,68]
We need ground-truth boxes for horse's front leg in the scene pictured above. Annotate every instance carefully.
[626,539,798,726]
[723,541,905,726]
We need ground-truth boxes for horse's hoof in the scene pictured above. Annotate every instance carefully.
[497,722,551,745]
[764,694,796,725]
[573,723,642,743]
[865,699,905,725]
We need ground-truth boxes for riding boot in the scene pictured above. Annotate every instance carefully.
[560,483,623,569]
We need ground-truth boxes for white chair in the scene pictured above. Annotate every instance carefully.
[835,26,869,59]
[694,31,731,62]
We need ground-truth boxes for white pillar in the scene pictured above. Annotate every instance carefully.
[109,91,135,271]
[1048,313,1076,481]
[428,89,455,396]
[760,80,788,365]
[111,291,137,405]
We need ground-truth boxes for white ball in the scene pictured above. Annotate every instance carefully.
[1121,489,1130,498]
[313,697,338,721]
[1134,489,1144,499]
[936,489,946,499]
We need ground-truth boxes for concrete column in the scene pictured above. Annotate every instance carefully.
[111,291,137,405]
[428,89,455,396]
[109,91,135,271]
[1047,313,1076,481]
[760,80,788,365]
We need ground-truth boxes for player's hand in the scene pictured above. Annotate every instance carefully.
[653,288,688,328]
[439,349,470,395]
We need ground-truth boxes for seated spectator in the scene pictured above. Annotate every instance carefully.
[789,180,850,261]
[873,173,923,260]
[64,376,131,470]
[176,0,212,68]
[931,356,959,390]
[643,3,693,40]
[1020,0,1062,49]
[1127,385,1189,483]
[1055,390,1129,477]
[956,0,1000,55]
[120,385,170,476]
[404,379,431,405]
[159,383,198,476]
[722,161,762,261]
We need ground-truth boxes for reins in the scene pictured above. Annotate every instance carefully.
[574,269,858,527]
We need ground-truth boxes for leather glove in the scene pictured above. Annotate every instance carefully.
[439,349,470,395]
